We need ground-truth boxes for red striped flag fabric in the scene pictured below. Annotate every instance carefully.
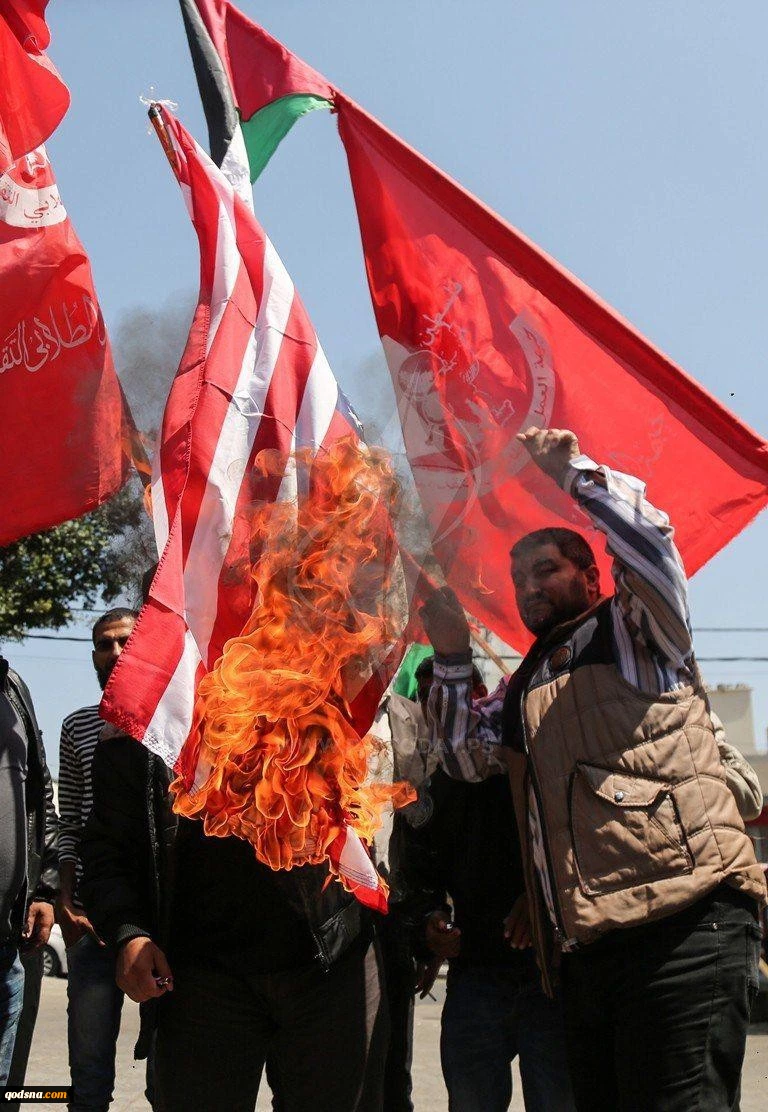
[101,106,392,910]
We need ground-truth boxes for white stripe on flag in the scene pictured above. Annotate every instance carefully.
[144,629,202,766]
[181,238,295,665]
[150,468,170,557]
[275,343,340,503]
[151,144,241,556]
[294,343,339,450]
[206,181,239,358]
[220,124,254,210]
[146,239,297,759]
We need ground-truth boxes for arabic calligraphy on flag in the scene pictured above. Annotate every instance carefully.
[1,295,106,377]
[0,146,129,545]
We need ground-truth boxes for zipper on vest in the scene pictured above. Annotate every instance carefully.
[519,690,576,949]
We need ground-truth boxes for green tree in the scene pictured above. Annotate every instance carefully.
[0,480,155,641]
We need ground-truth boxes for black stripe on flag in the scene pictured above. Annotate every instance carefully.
[179,0,238,167]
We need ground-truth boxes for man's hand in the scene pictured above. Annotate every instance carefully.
[21,901,54,952]
[420,587,471,656]
[425,910,462,961]
[56,897,103,949]
[415,955,443,999]
[116,937,174,1003]
[517,427,581,483]
[503,893,532,950]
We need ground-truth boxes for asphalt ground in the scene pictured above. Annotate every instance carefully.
[20,976,768,1110]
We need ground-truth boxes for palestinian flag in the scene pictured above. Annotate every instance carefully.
[179,0,332,199]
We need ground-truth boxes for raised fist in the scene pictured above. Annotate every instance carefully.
[420,586,471,656]
[516,427,581,483]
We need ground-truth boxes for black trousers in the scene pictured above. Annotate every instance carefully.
[378,912,415,1112]
[154,936,388,1112]
[560,888,761,1112]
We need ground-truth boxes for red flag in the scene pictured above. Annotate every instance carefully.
[177,6,768,652]
[335,97,768,649]
[0,1,70,173]
[0,146,129,545]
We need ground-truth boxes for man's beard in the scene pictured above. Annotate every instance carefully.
[96,663,113,691]
[522,585,591,637]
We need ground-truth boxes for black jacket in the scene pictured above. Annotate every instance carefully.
[81,733,372,1059]
[81,733,370,970]
[0,660,59,929]
[395,768,529,970]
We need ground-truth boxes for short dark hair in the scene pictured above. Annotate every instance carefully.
[92,607,138,645]
[140,563,158,604]
[510,528,596,572]
[414,655,484,687]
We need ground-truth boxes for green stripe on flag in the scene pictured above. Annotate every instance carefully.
[242,93,333,181]
[392,643,434,701]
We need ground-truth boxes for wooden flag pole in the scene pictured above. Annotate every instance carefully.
[469,627,513,676]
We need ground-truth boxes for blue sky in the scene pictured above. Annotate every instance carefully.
[8,0,768,773]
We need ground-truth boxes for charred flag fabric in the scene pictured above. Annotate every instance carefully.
[101,107,397,911]
[179,1,768,653]
[0,6,129,546]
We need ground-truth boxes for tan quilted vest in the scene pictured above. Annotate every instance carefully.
[507,601,766,978]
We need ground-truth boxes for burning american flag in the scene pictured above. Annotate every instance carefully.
[101,105,411,912]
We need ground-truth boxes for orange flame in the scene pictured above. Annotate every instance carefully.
[171,437,415,888]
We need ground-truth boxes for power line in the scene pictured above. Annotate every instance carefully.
[4,655,93,666]
[694,628,768,633]
[698,657,768,663]
[17,634,92,643]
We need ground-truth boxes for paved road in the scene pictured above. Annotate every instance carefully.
[22,976,768,1110]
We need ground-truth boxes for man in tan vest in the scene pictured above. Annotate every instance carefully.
[421,426,767,1112]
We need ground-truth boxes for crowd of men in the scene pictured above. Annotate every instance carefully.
[0,426,766,1112]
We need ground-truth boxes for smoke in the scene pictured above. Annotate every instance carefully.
[340,350,439,577]
[113,292,196,440]
[86,293,197,604]
[112,299,440,592]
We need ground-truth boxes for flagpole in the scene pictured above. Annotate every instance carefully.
[398,544,514,675]
[469,628,513,676]
[148,103,180,176]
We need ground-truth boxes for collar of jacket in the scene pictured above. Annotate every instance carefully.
[525,595,610,665]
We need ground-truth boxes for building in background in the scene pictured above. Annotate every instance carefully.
[706,684,756,754]
[705,684,768,863]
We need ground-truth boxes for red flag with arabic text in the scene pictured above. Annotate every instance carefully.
[336,96,768,650]
[0,147,129,545]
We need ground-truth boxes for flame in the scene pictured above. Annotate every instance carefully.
[171,437,415,890]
